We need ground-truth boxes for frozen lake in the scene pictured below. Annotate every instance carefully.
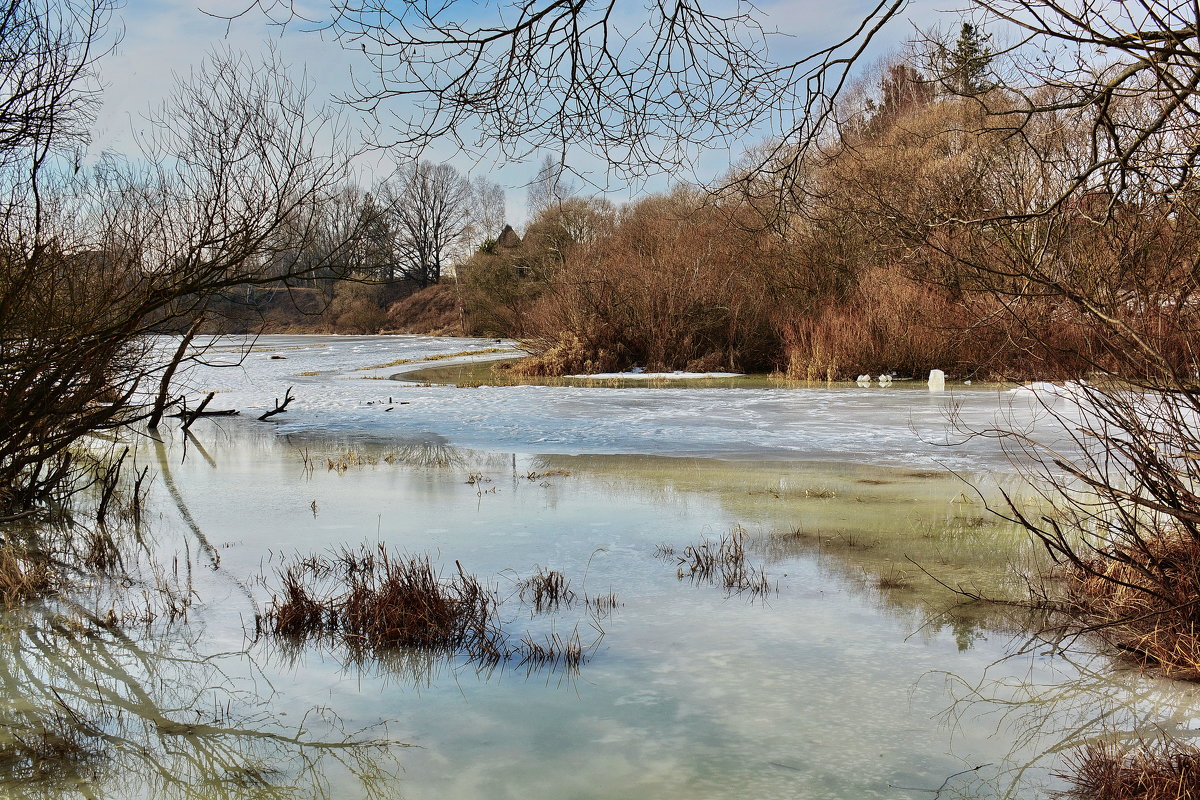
[177,334,1059,470]
[3,335,1192,800]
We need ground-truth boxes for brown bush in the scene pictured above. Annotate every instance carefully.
[780,267,1111,381]
[516,192,791,375]
[324,278,388,333]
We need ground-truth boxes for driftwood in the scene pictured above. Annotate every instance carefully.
[258,387,294,421]
[168,392,240,431]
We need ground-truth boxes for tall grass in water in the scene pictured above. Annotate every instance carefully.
[1056,740,1200,799]
[263,546,504,662]
[675,525,773,599]
[518,568,576,612]
[260,546,609,671]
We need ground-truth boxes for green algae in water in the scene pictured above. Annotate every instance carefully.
[0,429,1194,799]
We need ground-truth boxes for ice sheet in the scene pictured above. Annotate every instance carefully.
[165,334,1051,470]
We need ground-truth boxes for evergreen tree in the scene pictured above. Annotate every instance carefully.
[947,23,993,96]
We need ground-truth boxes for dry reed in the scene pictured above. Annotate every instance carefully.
[1061,530,1200,679]
[518,568,576,612]
[675,526,774,598]
[261,546,504,662]
[0,545,53,604]
[260,546,607,672]
[1056,740,1200,799]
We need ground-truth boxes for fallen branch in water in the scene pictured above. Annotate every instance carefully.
[258,387,294,421]
[170,393,239,431]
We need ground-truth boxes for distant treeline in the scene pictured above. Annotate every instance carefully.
[452,50,1199,382]
[156,35,1198,386]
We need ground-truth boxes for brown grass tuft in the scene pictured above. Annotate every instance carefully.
[259,546,607,672]
[261,546,504,662]
[1056,740,1200,800]
[1061,530,1200,679]
[675,525,774,598]
[0,545,54,604]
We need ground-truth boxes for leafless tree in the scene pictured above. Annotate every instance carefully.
[526,154,576,217]
[378,161,474,286]
[472,176,506,244]
[0,30,361,512]
[225,0,906,182]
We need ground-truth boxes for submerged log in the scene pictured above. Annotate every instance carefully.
[258,387,295,421]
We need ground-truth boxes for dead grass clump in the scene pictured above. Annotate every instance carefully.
[268,563,326,637]
[675,526,774,598]
[327,450,369,472]
[261,546,504,661]
[1055,740,1200,800]
[516,627,587,670]
[261,547,607,672]
[1062,531,1200,679]
[0,545,54,604]
[510,334,622,378]
[0,719,105,784]
[420,348,509,362]
[518,568,576,612]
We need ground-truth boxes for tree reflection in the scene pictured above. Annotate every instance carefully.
[0,601,407,799]
[929,644,1200,798]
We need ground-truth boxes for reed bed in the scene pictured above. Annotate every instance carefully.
[1056,740,1200,799]
[1062,531,1200,680]
[259,546,609,672]
[675,526,774,599]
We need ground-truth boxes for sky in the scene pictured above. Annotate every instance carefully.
[94,0,953,227]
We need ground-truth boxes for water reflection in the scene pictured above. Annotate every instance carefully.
[7,423,1199,799]
[0,601,407,799]
[532,453,1046,648]
[925,643,1200,798]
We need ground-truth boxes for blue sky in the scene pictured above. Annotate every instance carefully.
[96,0,950,225]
